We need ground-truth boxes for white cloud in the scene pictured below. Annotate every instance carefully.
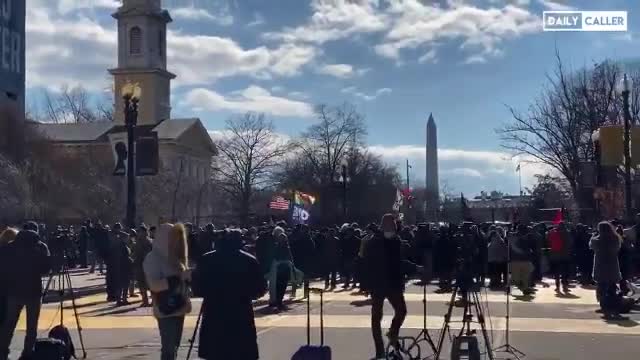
[26,7,117,90]
[54,0,119,14]
[266,0,540,64]
[26,2,318,91]
[263,0,388,44]
[376,2,540,62]
[247,12,266,27]
[317,63,354,78]
[442,168,486,178]
[269,44,319,77]
[464,54,488,64]
[170,6,234,26]
[341,86,392,101]
[368,144,552,193]
[183,86,314,118]
[537,0,574,11]
[418,49,438,64]
[288,91,311,100]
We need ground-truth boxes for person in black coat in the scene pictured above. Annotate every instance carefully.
[192,229,267,360]
[290,225,316,298]
[361,214,420,359]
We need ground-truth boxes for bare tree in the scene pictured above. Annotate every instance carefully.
[216,112,291,224]
[299,103,367,185]
[498,53,636,212]
[34,86,114,124]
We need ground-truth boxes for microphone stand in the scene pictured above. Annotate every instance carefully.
[492,231,526,359]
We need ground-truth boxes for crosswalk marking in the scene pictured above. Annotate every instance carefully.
[17,280,622,337]
[17,314,640,336]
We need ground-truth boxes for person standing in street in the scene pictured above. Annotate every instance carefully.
[144,223,192,360]
[109,223,133,305]
[548,222,574,293]
[591,221,623,317]
[0,222,51,360]
[192,229,267,360]
[134,225,153,307]
[361,214,420,360]
[78,226,90,269]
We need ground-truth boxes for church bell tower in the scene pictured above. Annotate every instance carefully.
[109,0,176,126]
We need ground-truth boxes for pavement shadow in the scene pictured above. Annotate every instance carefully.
[252,299,271,307]
[555,292,581,299]
[95,305,145,317]
[255,306,279,316]
[80,300,141,316]
[512,294,535,302]
[350,299,373,307]
[603,316,640,327]
[42,285,106,304]
[63,299,110,310]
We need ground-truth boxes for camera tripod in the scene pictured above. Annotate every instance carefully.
[42,261,88,359]
[387,284,438,360]
[186,303,204,360]
[434,284,494,360]
[492,233,526,360]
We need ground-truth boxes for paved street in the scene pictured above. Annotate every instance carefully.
[9,270,640,359]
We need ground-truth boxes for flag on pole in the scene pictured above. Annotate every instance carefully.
[515,163,521,172]
[269,196,290,210]
[294,191,316,207]
[552,206,566,225]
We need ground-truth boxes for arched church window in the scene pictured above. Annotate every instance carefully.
[130,26,142,55]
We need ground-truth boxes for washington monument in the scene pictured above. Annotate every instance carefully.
[425,113,439,221]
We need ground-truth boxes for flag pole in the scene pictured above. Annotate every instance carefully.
[406,159,410,190]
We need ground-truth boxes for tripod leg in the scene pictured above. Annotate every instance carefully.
[65,271,87,359]
[186,305,204,360]
[471,291,494,360]
[41,272,55,302]
[435,286,457,360]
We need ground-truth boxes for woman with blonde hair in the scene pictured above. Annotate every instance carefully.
[144,223,192,360]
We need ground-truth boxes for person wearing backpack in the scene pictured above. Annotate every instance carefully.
[548,222,574,293]
[144,223,192,360]
[0,222,51,360]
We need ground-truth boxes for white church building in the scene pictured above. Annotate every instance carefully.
[34,0,217,224]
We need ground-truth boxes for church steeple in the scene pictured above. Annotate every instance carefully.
[109,0,175,126]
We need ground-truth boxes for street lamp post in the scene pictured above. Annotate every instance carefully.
[122,83,141,230]
[619,74,633,222]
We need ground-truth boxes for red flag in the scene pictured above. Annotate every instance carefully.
[552,208,563,225]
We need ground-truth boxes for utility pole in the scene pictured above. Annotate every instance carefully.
[406,159,411,190]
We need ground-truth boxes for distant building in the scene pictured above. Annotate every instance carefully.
[32,0,217,224]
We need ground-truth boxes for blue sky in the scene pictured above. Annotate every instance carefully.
[24,0,639,196]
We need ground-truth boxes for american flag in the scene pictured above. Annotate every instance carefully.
[269,196,290,210]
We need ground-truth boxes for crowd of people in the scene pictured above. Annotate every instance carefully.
[0,213,639,360]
